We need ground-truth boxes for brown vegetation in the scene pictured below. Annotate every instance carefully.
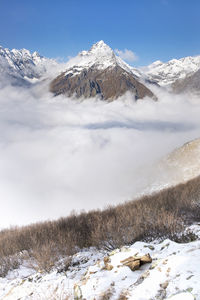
[0,175,200,275]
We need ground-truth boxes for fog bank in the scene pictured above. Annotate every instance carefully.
[0,84,200,228]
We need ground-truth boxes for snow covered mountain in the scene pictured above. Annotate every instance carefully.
[62,40,142,78]
[144,55,200,87]
[50,41,155,100]
[1,41,200,97]
[0,45,59,87]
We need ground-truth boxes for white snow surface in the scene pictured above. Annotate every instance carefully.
[143,55,200,86]
[64,40,142,78]
[0,225,200,299]
[0,45,63,86]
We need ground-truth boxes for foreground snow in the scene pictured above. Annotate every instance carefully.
[0,225,200,300]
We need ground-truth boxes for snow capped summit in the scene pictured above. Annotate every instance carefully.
[64,40,116,74]
[64,40,141,78]
[50,41,155,100]
[88,40,113,54]
[144,55,200,86]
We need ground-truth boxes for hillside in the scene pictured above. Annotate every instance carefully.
[1,227,200,299]
[0,173,200,298]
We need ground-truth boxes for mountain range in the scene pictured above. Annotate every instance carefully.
[1,41,200,97]
[0,45,59,87]
[50,41,155,100]
[1,41,200,300]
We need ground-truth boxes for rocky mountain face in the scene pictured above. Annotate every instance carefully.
[0,45,59,87]
[172,68,200,95]
[50,41,155,100]
[144,55,200,87]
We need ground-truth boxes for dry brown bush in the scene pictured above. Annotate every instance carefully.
[0,255,21,277]
[0,175,200,276]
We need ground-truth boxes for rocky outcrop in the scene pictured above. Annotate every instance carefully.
[120,254,152,271]
[50,65,155,101]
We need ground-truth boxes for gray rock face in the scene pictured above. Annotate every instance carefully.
[50,65,155,101]
[172,69,200,95]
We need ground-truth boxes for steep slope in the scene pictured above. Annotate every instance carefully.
[172,68,200,95]
[50,41,155,100]
[0,45,58,87]
[144,55,200,86]
[0,225,200,299]
[163,138,200,182]
[143,138,200,195]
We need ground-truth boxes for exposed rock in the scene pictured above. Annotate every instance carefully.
[144,245,155,251]
[50,65,155,101]
[50,41,156,101]
[140,254,152,264]
[160,281,169,289]
[103,256,113,271]
[120,254,152,271]
[104,263,114,271]
[172,68,200,95]
[104,256,111,264]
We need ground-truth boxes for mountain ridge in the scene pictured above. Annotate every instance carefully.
[0,45,59,87]
[1,42,200,97]
[50,40,155,100]
[143,55,200,86]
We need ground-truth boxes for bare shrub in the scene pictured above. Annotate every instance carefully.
[0,255,21,277]
[0,175,200,275]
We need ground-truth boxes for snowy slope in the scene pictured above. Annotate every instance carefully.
[63,40,142,78]
[0,225,199,299]
[143,56,200,86]
[0,45,60,87]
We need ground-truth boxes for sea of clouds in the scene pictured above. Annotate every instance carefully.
[0,82,200,228]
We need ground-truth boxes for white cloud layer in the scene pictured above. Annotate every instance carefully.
[115,48,138,62]
[0,82,200,228]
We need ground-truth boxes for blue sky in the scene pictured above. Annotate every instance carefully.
[0,0,200,66]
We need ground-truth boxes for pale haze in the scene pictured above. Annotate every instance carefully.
[0,82,200,228]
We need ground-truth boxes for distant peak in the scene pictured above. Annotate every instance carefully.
[90,40,113,53]
[92,40,108,47]
[152,60,163,65]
